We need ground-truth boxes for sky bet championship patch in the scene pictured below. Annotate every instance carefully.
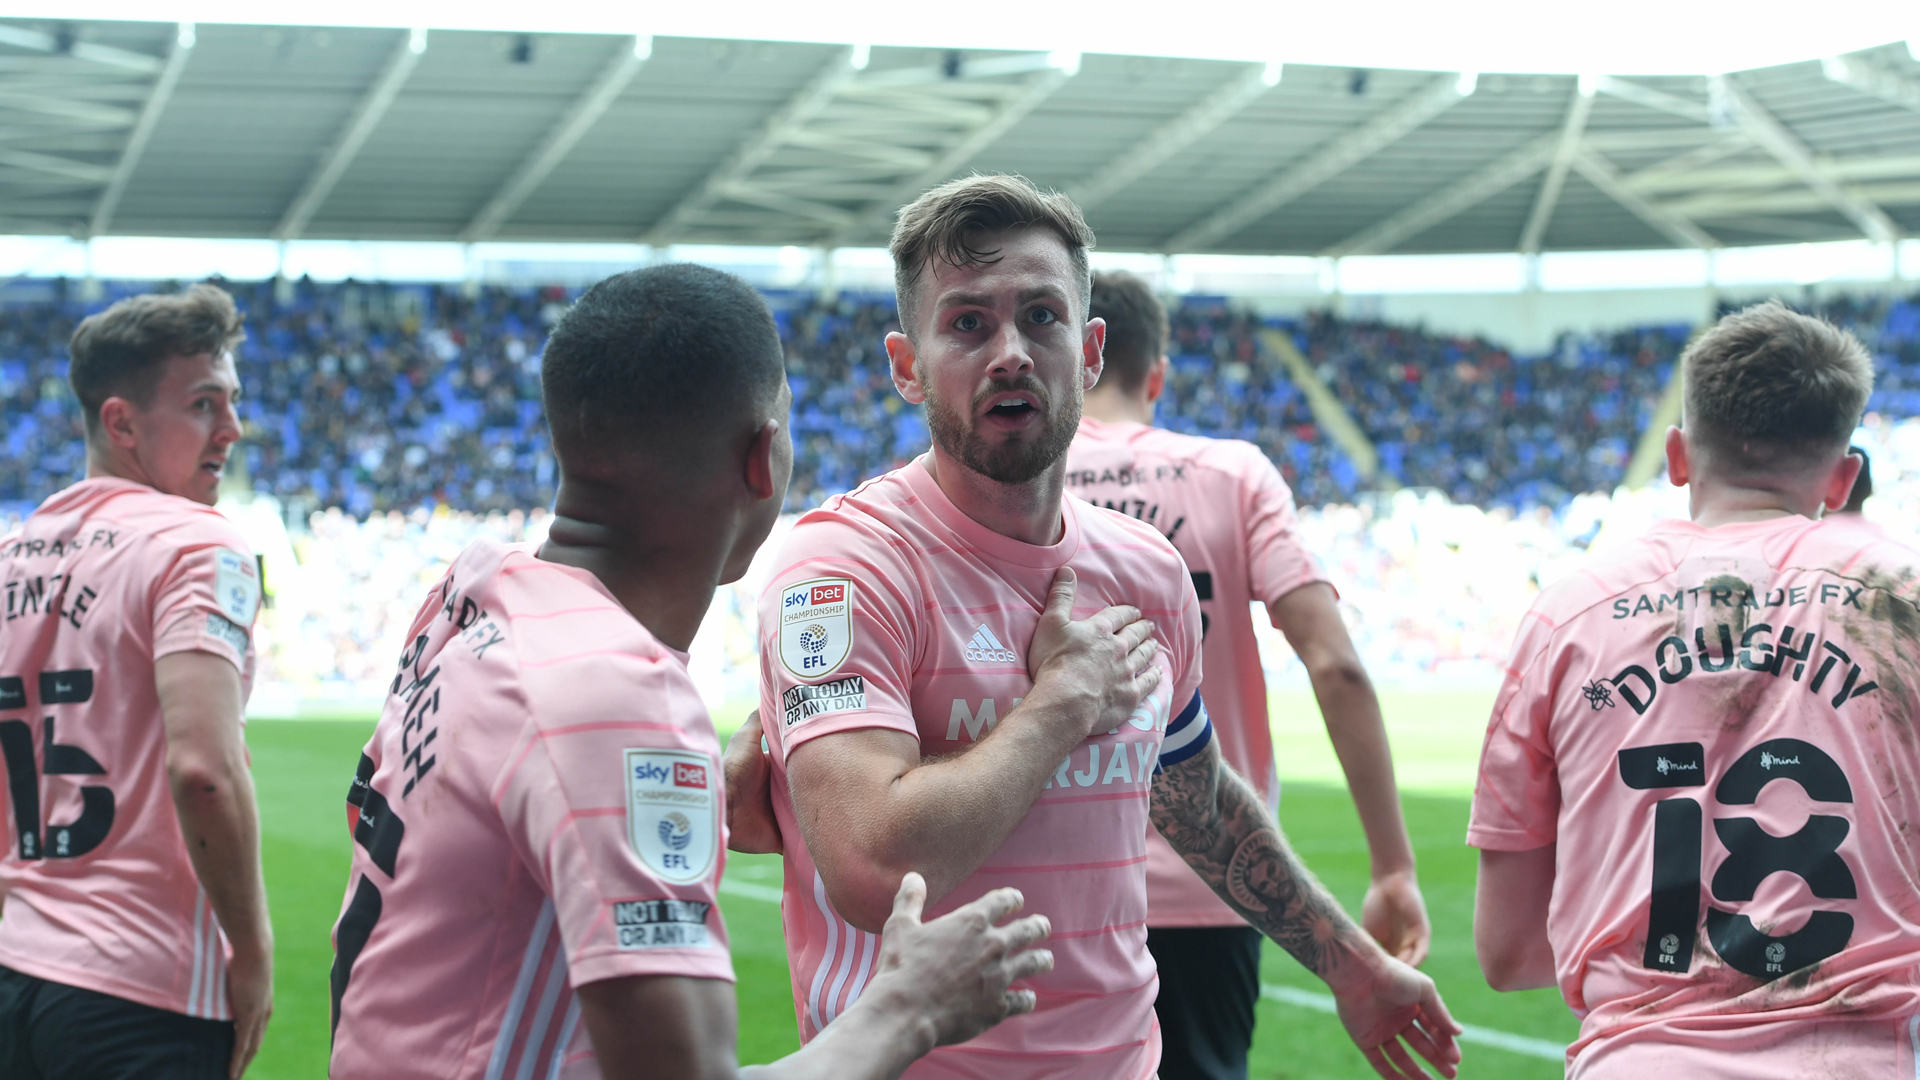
[779,576,853,680]
[623,749,716,885]
[214,548,260,626]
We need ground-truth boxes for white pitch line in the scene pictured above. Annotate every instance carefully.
[1260,984,1567,1062]
[720,876,1568,1064]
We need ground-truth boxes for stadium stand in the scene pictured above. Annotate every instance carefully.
[8,281,1920,524]
[13,279,1916,698]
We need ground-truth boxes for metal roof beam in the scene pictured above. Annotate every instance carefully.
[0,25,163,74]
[0,147,110,183]
[1711,75,1898,242]
[1519,77,1595,254]
[0,93,134,127]
[1664,180,1920,218]
[273,28,426,242]
[1591,75,1710,123]
[646,47,865,246]
[1066,61,1280,214]
[89,23,193,236]
[1326,131,1555,256]
[1821,53,1920,115]
[1571,146,1720,249]
[1164,72,1475,253]
[827,63,1073,247]
[460,35,649,243]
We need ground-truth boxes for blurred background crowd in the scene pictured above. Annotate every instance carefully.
[5,278,1920,707]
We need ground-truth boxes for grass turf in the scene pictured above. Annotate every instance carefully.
[246,686,1578,1078]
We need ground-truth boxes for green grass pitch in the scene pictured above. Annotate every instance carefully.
[246,687,1580,1079]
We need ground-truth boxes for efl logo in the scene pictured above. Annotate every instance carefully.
[810,583,846,605]
[674,762,707,788]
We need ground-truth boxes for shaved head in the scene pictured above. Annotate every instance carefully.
[541,264,786,478]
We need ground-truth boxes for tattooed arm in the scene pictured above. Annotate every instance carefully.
[1150,739,1462,1080]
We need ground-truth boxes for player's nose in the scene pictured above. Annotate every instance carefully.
[212,399,243,446]
[984,320,1034,381]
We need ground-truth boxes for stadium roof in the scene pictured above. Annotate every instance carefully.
[5,18,1920,256]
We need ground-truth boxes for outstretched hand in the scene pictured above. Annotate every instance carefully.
[868,873,1055,1050]
[1335,954,1462,1080]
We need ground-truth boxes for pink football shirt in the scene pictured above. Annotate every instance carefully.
[329,538,732,1080]
[759,457,1207,1080]
[0,477,260,1019]
[1470,514,1920,1077]
[1067,417,1327,926]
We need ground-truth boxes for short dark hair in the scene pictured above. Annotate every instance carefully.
[1089,272,1166,393]
[1682,300,1873,473]
[889,173,1095,338]
[540,264,785,470]
[68,284,245,434]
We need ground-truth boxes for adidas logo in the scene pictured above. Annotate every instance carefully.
[964,624,1020,665]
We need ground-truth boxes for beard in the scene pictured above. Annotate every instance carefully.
[923,373,1081,485]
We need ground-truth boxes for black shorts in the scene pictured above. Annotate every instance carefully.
[0,964,234,1080]
[1148,925,1264,1080]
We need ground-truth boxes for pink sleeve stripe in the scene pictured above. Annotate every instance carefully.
[770,553,908,585]
[937,1032,1153,1055]
[941,603,1047,615]
[539,806,624,859]
[516,649,673,670]
[490,720,688,803]
[536,720,685,740]
[976,854,1147,874]
[1044,919,1147,941]
[1037,789,1149,807]
[510,605,620,622]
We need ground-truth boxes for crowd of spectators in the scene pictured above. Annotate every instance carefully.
[1296,312,1685,508]
[6,279,1920,528]
[12,277,1920,701]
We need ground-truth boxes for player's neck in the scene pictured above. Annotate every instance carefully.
[538,500,725,652]
[1082,388,1154,426]
[921,449,1066,547]
[84,441,154,490]
[1687,481,1825,528]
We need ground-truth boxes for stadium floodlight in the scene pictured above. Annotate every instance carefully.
[1260,61,1283,87]
[633,35,653,60]
[407,27,428,53]
[1047,49,1081,77]
[1576,72,1600,97]
[177,22,195,48]
[850,43,871,70]
[1455,71,1479,96]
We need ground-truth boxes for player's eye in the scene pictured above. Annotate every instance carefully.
[953,313,983,333]
[1029,307,1057,326]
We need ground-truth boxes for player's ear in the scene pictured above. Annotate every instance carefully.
[1820,449,1864,513]
[1082,316,1106,392]
[885,331,926,405]
[97,396,140,450]
[1665,426,1690,487]
[743,418,781,502]
[1146,355,1169,403]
